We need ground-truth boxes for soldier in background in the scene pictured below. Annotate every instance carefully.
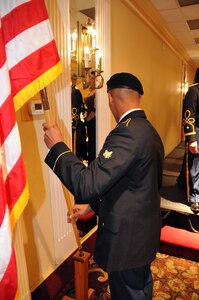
[83,71,96,164]
[71,73,87,160]
[182,67,199,213]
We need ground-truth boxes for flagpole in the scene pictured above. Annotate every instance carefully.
[40,88,83,256]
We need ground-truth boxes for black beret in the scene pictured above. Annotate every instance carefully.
[107,72,144,95]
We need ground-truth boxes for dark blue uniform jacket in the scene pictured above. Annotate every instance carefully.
[45,110,164,272]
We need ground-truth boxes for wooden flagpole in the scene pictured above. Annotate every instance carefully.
[40,88,83,255]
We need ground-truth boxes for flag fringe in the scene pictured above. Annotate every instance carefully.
[14,288,19,300]
[14,61,62,112]
[10,181,29,230]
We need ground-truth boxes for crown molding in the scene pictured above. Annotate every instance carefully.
[121,0,197,70]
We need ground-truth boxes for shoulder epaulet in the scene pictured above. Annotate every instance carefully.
[189,83,199,88]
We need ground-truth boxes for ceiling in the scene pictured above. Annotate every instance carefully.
[70,0,95,18]
[150,0,199,67]
[70,0,199,66]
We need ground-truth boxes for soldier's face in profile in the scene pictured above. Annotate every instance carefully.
[71,75,77,86]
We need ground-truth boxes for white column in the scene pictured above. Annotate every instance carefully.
[14,219,31,300]
[95,0,111,152]
[45,0,111,263]
[46,0,77,264]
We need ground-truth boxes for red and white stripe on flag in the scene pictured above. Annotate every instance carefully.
[0,167,17,300]
[0,0,62,299]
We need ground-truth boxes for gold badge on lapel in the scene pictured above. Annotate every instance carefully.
[103,149,113,159]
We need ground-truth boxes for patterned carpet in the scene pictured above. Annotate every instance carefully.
[152,253,199,300]
[64,253,199,299]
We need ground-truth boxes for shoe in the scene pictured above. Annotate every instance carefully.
[190,202,199,214]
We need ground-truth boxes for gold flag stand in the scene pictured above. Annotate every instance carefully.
[40,89,95,300]
[63,250,95,300]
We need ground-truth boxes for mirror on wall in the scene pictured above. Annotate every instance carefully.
[70,0,97,236]
[70,0,96,164]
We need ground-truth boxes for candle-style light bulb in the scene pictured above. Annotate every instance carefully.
[71,31,77,52]
[91,28,96,49]
[84,46,90,68]
[96,50,102,71]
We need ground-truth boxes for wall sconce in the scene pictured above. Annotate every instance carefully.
[81,18,104,89]
[70,18,104,89]
[181,82,189,94]
[180,63,189,96]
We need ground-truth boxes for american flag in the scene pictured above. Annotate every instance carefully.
[0,0,61,298]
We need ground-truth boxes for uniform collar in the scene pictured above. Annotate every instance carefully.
[119,108,142,123]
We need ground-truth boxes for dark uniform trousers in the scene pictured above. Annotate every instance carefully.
[189,128,199,202]
[108,264,152,300]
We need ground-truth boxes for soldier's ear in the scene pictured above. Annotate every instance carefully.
[108,92,114,104]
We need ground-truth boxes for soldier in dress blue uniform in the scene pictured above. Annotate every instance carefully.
[43,72,164,300]
[83,71,96,164]
[182,67,199,214]
[71,73,87,160]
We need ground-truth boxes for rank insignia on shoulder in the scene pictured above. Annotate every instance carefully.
[189,83,199,88]
[103,149,113,159]
[121,118,131,127]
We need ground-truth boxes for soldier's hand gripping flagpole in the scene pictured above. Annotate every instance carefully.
[40,88,83,256]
